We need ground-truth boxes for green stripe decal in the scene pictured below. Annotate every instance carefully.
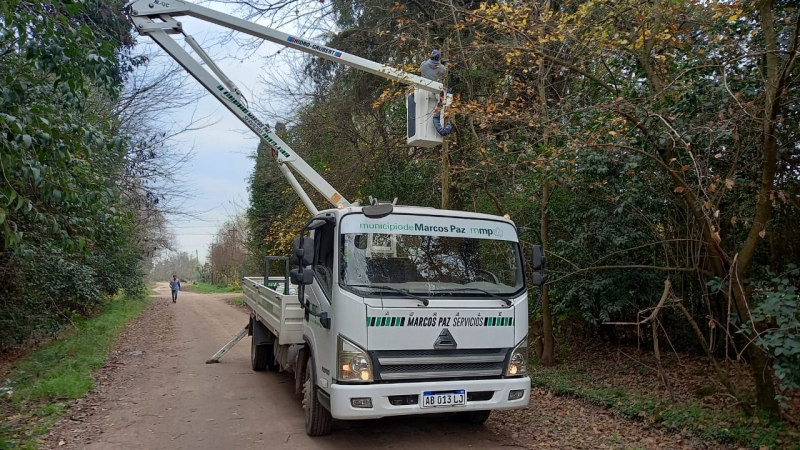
[366,316,515,327]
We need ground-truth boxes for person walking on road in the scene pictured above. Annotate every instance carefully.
[170,275,181,303]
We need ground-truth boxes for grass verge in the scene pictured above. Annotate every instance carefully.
[0,292,151,449]
[529,363,798,449]
[230,295,243,305]
[184,282,240,294]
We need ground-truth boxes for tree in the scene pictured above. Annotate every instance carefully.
[0,0,145,346]
[464,0,799,413]
[208,215,249,286]
[0,0,198,349]
[149,251,198,282]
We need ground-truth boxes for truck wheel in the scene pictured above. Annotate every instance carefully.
[302,355,332,436]
[251,336,269,371]
[455,410,491,424]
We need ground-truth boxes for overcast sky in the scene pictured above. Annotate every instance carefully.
[142,4,307,263]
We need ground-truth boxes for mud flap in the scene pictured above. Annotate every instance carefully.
[251,315,273,346]
[296,346,309,394]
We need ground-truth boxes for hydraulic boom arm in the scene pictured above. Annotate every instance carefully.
[125,0,444,212]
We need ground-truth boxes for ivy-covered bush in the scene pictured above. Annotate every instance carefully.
[0,0,146,349]
[744,267,800,396]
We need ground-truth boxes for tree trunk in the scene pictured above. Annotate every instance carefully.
[746,343,779,413]
[732,281,780,413]
[530,319,544,359]
[647,280,674,401]
[536,3,555,367]
[540,179,555,366]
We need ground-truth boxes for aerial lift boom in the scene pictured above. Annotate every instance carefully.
[126,0,445,213]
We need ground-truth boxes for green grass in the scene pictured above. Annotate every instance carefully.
[185,282,241,294]
[0,293,151,449]
[528,363,798,449]
[230,296,243,305]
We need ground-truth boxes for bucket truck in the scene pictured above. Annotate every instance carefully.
[126,0,545,436]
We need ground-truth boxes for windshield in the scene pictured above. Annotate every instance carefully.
[340,215,524,297]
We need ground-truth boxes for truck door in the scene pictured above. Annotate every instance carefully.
[306,221,335,389]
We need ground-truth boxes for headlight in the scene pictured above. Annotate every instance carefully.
[337,335,373,382]
[506,337,528,376]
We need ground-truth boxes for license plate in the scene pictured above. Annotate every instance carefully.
[421,390,466,408]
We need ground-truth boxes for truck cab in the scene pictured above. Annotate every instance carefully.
[246,202,541,435]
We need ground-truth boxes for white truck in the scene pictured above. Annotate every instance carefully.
[126,0,545,436]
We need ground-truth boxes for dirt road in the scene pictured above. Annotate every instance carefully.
[44,284,715,450]
[43,284,522,449]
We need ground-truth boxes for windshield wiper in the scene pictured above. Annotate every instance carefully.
[435,287,512,307]
[348,284,429,306]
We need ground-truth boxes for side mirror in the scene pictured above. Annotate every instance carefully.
[290,268,314,285]
[353,234,368,250]
[531,272,545,287]
[291,237,315,266]
[531,245,545,271]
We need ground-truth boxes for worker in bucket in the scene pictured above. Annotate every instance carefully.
[170,275,181,303]
[421,48,447,81]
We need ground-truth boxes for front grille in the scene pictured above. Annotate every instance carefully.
[378,348,500,358]
[371,348,509,381]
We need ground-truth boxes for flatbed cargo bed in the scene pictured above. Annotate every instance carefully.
[242,276,304,345]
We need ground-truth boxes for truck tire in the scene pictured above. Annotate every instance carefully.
[251,336,270,371]
[455,410,491,424]
[302,355,332,436]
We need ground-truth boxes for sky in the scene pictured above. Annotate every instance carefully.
[138,4,305,263]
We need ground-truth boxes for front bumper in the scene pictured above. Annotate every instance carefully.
[328,377,530,420]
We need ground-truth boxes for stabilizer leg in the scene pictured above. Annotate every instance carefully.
[205,324,249,364]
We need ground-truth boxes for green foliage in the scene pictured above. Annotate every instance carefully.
[0,292,150,448]
[0,0,147,349]
[246,143,298,272]
[186,282,241,294]
[1,0,124,250]
[744,266,800,395]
